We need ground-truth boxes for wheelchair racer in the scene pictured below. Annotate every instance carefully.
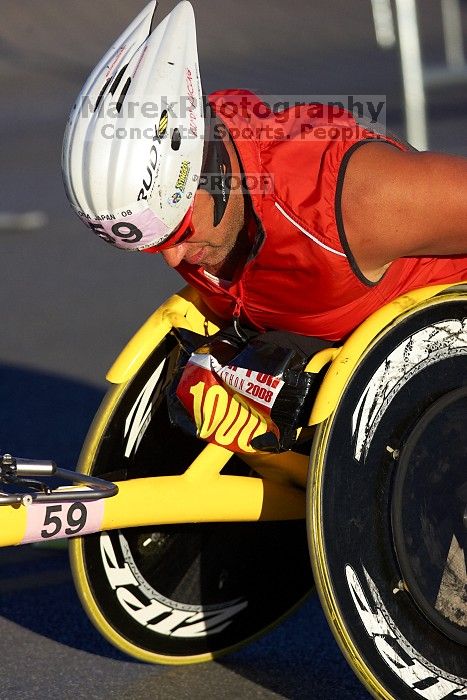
[63,1,467,343]
[62,1,467,450]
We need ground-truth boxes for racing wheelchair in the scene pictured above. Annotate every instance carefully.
[0,281,466,700]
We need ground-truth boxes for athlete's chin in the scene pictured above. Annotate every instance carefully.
[197,250,228,272]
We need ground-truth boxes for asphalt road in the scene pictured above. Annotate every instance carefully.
[0,1,466,698]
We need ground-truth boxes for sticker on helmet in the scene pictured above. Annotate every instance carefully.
[168,192,182,206]
[175,160,191,193]
[80,207,170,250]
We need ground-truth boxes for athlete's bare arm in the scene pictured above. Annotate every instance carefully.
[341,142,467,281]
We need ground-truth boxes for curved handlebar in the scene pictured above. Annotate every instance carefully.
[0,454,118,506]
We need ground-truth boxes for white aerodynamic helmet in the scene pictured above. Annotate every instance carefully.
[62,1,206,251]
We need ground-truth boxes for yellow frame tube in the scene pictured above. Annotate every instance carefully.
[0,443,305,548]
[241,450,309,489]
[102,444,305,530]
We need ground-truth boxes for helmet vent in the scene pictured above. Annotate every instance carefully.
[116,77,132,114]
[109,64,128,96]
[94,77,111,112]
[171,128,181,151]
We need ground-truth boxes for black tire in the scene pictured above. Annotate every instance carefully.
[70,335,313,664]
[308,294,467,699]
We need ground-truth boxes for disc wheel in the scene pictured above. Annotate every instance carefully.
[70,336,313,664]
[307,295,467,699]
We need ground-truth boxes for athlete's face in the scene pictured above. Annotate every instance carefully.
[160,138,247,277]
[160,189,245,273]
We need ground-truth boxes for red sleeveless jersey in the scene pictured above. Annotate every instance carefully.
[177,90,467,341]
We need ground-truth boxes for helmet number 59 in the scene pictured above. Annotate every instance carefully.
[89,221,143,245]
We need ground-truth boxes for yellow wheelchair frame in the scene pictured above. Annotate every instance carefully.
[75,283,463,530]
[0,281,465,700]
[0,282,458,545]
